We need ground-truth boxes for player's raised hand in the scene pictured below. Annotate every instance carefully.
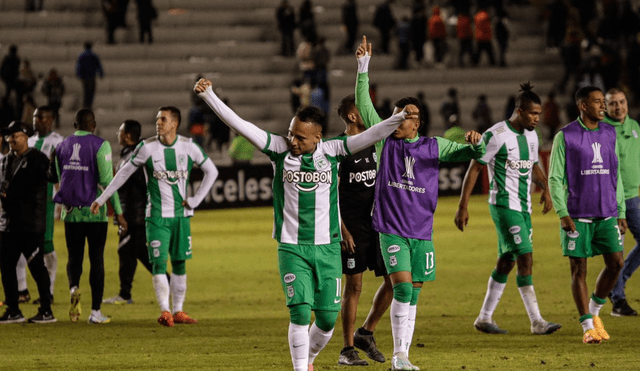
[356,35,372,59]
[465,131,482,144]
[454,207,469,232]
[194,78,212,94]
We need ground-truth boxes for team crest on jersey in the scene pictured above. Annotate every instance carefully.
[287,285,295,298]
[347,258,355,269]
[389,256,398,267]
[314,156,329,171]
[284,273,296,283]
[178,154,187,165]
[387,245,401,253]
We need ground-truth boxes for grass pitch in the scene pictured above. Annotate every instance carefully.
[2,195,639,370]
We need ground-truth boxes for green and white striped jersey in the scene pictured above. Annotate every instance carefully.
[130,135,208,218]
[478,121,539,213]
[263,134,350,245]
[29,131,64,157]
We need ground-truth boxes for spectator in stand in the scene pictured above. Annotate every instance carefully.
[577,55,605,92]
[0,97,15,129]
[18,60,36,101]
[296,38,315,82]
[457,11,474,67]
[542,91,561,142]
[277,0,296,57]
[102,0,119,44]
[187,100,207,148]
[428,6,447,66]
[135,0,156,44]
[558,10,583,93]
[472,94,493,133]
[291,77,312,108]
[75,42,104,110]
[574,0,596,40]
[342,0,359,54]
[310,81,330,134]
[396,17,411,70]
[545,0,568,50]
[299,0,317,44]
[473,9,495,66]
[411,0,427,65]
[416,91,430,137]
[440,88,459,127]
[290,79,303,114]
[495,14,510,67]
[373,0,396,54]
[207,98,231,154]
[41,69,65,129]
[313,37,330,86]
[1,45,20,106]
[620,0,640,45]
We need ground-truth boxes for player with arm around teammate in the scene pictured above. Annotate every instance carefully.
[91,106,218,327]
[454,82,562,336]
[354,36,486,371]
[548,86,626,344]
[195,77,411,371]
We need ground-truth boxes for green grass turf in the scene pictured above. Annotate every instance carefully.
[2,195,639,370]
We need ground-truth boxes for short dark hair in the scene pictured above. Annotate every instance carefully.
[575,86,602,104]
[123,119,142,142]
[394,96,426,133]
[159,106,181,127]
[36,105,55,119]
[295,106,326,129]
[74,108,95,130]
[337,95,355,123]
[84,41,92,50]
[515,81,541,110]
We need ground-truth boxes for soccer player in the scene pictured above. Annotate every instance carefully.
[52,109,126,324]
[603,88,640,316]
[454,83,562,335]
[548,86,626,344]
[194,77,411,371]
[102,120,159,305]
[15,106,64,305]
[91,107,218,327]
[336,95,392,366]
[354,36,485,370]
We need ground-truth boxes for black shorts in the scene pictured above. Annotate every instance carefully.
[341,216,387,277]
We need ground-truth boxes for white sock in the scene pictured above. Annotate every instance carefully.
[589,297,604,317]
[405,305,417,356]
[518,285,542,323]
[152,274,170,313]
[44,251,57,296]
[478,277,506,322]
[581,318,595,332]
[288,323,309,371]
[390,298,410,355]
[308,322,333,364]
[170,274,187,313]
[16,254,28,292]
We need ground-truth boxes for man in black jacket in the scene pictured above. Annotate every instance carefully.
[0,121,55,323]
[103,120,156,305]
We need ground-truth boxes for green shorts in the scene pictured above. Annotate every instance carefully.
[490,205,533,261]
[561,217,623,258]
[379,233,435,283]
[278,242,342,311]
[146,217,192,264]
